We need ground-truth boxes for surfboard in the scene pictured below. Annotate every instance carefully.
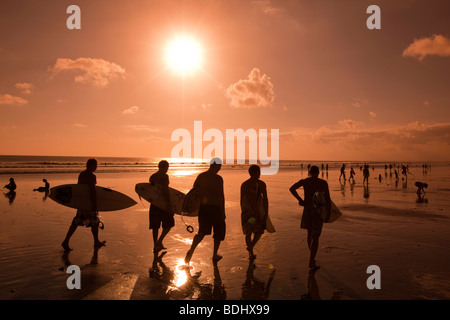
[258,196,276,233]
[49,184,137,212]
[135,183,197,217]
[312,191,342,223]
[182,187,201,217]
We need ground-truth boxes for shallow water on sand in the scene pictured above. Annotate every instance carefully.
[1,166,450,300]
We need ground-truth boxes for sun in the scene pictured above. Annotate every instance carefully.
[165,36,203,75]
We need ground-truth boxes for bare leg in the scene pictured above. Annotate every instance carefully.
[61,224,77,251]
[185,233,205,264]
[92,226,106,247]
[213,239,222,262]
[157,228,171,249]
[309,236,320,271]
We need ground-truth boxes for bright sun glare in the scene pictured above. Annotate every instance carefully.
[165,36,203,75]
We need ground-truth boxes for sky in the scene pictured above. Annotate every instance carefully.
[1,0,449,161]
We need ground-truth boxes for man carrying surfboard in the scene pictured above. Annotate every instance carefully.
[290,165,331,272]
[61,159,105,251]
[149,160,174,253]
[185,158,226,264]
[240,165,268,260]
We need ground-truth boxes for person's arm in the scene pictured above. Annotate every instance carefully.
[261,181,269,220]
[90,176,97,212]
[219,177,225,220]
[324,182,332,222]
[289,180,305,206]
[162,175,172,213]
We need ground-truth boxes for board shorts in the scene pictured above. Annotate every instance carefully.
[300,207,323,238]
[72,209,103,228]
[241,208,265,235]
[198,205,226,241]
[149,204,175,230]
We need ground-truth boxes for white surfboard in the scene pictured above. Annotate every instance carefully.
[49,184,137,212]
[313,191,342,223]
[258,196,276,233]
[135,183,197,217]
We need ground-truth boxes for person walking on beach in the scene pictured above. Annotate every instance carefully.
[363,164,370,185]
[149,160,174,253]
[3,178,16,191]
[290,165,331,272]
[185,158,226,264]
[339,164,346,180]
[349,167,356,183]
[240,165,269,260]
[61,159,105,251]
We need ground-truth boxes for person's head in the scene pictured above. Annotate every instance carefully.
[158,160,169,173]
[43,179,47,182]
[86,158,98,172]
[248,165,261,179]
[9,177,14,182]
[309,165,320,177]
[209,158,222,173]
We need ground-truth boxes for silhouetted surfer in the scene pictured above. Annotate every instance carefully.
[339,164,346,180]
[240,165,268,260]
[34,179,49,192]
[61,159,105,251]
[185,158,226,264]
[3,178,16,191]
[290,166,331,272]
[149,160,174,253]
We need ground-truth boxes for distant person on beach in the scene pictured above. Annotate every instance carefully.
[349,167,356,182]
[34,179,50,192]
[339,164,346,180]
[290,165,331,272]
[401,165,408,179]
[61,159,105,252]
[3,178,16,191]
[363,164,370,185]
[185,158,226,264]
[415,182,428,195]
[149,160,174,253]
[240,165,269,260]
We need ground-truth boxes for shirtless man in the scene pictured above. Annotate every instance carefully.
[149,160,174,253]
[240,165,268,260]
[61,159,105,251]
[185,158,226,264]
[290,165,331,271]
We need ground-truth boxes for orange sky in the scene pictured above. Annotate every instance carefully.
[1,0,449,161]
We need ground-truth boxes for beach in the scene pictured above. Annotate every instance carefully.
[1,161,450,300]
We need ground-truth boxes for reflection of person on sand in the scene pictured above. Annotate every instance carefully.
[4,190,16,204]
[34,179,50,192]
[242,260,276,300]
[61,159,105,252]
[290,165,331,272]
[349,167,355,182]
[149,160,174,253]
[4,178,16,191]
[240,165,268,260]
[300,270,343,300]
[185,158,226,264]
[149,251,174,285]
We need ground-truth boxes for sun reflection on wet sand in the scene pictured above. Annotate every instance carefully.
[169,258,190,290]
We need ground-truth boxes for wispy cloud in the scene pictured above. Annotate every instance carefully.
[51,57,126,87]
[122,105,139,115]
[73,123,87,128]
[0,93,28,106]
[14,82,34,95]
[403,34,450,61]
[225,68,275,108]
[126,125,160,132]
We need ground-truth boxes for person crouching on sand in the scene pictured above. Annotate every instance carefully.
[415,182,428,195]
[240,165,269,260]
[290,165,331,272]
[61,159,105,251]
[185,158,226,265]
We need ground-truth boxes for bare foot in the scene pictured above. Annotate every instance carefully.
[61,242,72,252]
[94,240,106,248]
[212,254,223,263]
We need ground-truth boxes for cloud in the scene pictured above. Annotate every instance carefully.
[369,111,377,119]
[51,57,126,87]
[126,125,160,132]
[338,119,362,130]
[122,106,139,115]
[0,93,28,106]
[402,34,450,61]
[14,82,34,95]
[225,68,275,108]
[73,123,87,128]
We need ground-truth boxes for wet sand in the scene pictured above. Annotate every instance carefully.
[1,166,450,300]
